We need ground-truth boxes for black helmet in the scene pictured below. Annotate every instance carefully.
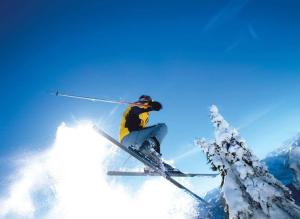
[139,95,152,102]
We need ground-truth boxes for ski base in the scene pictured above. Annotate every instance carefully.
[107,170,218,177]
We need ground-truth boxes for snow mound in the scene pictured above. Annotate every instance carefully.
[0,123,197,219]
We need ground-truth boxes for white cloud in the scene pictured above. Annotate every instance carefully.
[0,122,199,219]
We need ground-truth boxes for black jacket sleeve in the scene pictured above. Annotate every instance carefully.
[124,102,162,131]
[149,101,162,111]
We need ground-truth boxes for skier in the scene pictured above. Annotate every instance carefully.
[119,95,167,157]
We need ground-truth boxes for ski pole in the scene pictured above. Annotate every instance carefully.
[52,91,144,106]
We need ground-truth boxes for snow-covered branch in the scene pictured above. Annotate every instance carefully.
[196,105,300,219]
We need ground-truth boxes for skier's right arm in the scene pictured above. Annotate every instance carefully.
[149,101,162,111]
[136,101,162,113]
[132,101,162,113]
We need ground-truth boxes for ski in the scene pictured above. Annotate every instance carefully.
[107,170,218,177]
[95,127,210,205]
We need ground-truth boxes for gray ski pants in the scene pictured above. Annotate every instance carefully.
[121,123,168,149]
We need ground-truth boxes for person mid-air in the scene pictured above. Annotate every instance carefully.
[54,91,213,202]
[119,95,167,158]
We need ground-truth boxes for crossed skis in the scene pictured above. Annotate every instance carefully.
[95,127,217,206]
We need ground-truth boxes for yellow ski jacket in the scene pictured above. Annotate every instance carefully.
[119,103,151,142]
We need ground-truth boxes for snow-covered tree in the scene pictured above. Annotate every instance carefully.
[196,105,300,219]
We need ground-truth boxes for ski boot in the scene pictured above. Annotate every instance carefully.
[140,138,166,174]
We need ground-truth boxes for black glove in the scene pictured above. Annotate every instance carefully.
[150,101,162,111]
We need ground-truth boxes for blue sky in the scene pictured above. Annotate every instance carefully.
[1,0,300,181]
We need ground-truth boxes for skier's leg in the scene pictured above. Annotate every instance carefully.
[121,123,168,153]
[136,123,167,145]
[148,123,167,153]
[136,123,168,155]
[142,124,168,173]
[121,131,140,149]
[122,125,168,173]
